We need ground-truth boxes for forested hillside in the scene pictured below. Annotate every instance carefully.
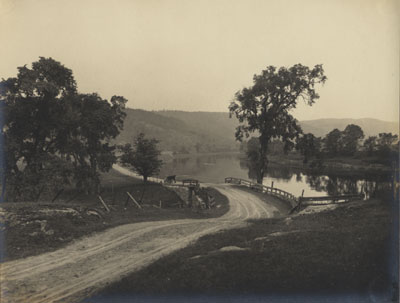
[116,109,398,153]
[116,109,239,153]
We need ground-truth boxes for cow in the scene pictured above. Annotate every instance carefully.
[164,175,176,183]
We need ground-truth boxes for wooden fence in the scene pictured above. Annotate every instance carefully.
[182,179,199,187]
[164,179,200,188]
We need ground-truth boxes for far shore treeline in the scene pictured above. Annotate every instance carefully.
[241,125,399,168]
[1,58,398,202]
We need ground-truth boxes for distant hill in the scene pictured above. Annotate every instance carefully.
[156,110,238,142]
[116,109,398,152]
[300,118,399,138]
[116,109,239,153]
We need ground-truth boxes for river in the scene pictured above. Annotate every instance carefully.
[158,153,393,198]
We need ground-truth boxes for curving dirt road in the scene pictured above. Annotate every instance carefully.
[1,184,282,303]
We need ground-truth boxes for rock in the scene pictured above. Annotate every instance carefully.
[45,229,54,236]
[190,255,203,260]
[219,246,249,252]
[86,210,102,219]
[284,217,292,225]
[268,230,302,237]
[38,208,80,216]
[269,231,286,237]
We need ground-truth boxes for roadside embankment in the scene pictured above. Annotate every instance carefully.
[1,184,282,303]
[1,169,229,262]
[95,197,397,301]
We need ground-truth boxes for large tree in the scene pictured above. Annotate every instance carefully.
[1,57,127,201]
[296,133,321,164]
[341,124,364,156]
[229,64,326,183]
[363,136,378,156]
[119,133,163,183]
[324,128,343,156]
[376,132,398,157]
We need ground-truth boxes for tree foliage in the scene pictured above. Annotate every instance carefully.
[296,133,321,164]
[119,133,163,182]
[1,57,127,201]
[363,136,377,156]
[324,128,343,156]
[377,133,398,153]
[341,124,364,155]
[229,64,326,183]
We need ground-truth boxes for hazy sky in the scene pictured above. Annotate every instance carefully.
[1,0,399,121]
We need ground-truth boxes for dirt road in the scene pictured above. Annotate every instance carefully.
[1,184,281,303]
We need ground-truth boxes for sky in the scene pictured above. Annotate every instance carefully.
[0,0,399,121]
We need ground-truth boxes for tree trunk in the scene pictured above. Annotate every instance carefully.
[139,176,147,203]
[257,138,269,184]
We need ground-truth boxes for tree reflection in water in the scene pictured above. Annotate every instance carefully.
[241,159,392,198]
[305,173,392,198]
[240,159,293,182]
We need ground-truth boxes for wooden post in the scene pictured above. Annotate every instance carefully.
[271,181,274,188]
[98,195,110,212]
[126,192,142,209]
[51,189,64,203]
[65,192,80,203]
[301,189,305,197]
[188,186,195,208]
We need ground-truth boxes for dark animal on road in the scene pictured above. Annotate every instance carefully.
[164,175,176,183]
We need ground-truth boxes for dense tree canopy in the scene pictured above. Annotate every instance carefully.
[324,128,342,156]
[296,133,321,164]
[229,64,326,183]
[341,124,364,155]
[1,57,127,201]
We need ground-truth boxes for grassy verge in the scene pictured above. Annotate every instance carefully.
[1,169,229,261]
[93,198,398,301]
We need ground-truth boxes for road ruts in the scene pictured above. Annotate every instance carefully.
[1,184,281,303]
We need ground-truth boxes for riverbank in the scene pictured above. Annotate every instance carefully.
[268,153,394,174]
[1,169,229,262]
[92,196,398,301]
[160,150,240,163]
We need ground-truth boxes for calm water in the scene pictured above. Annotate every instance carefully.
[158,153,392,198]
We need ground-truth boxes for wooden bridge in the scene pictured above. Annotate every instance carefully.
[224,177,365,212]
[163,178,199,187]
[224,177,298,208]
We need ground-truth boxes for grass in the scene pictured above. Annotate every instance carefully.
[1,169,229,261]
[93,197,398,302]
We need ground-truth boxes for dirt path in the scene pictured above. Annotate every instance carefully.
[1,184,282,303]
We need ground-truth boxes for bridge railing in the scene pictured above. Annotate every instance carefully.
[224,177,298,207]
[182,179,199,187]
[299,194,364,205]
[224,177,365,212]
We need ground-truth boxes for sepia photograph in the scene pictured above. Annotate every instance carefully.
[0,0,399,302]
